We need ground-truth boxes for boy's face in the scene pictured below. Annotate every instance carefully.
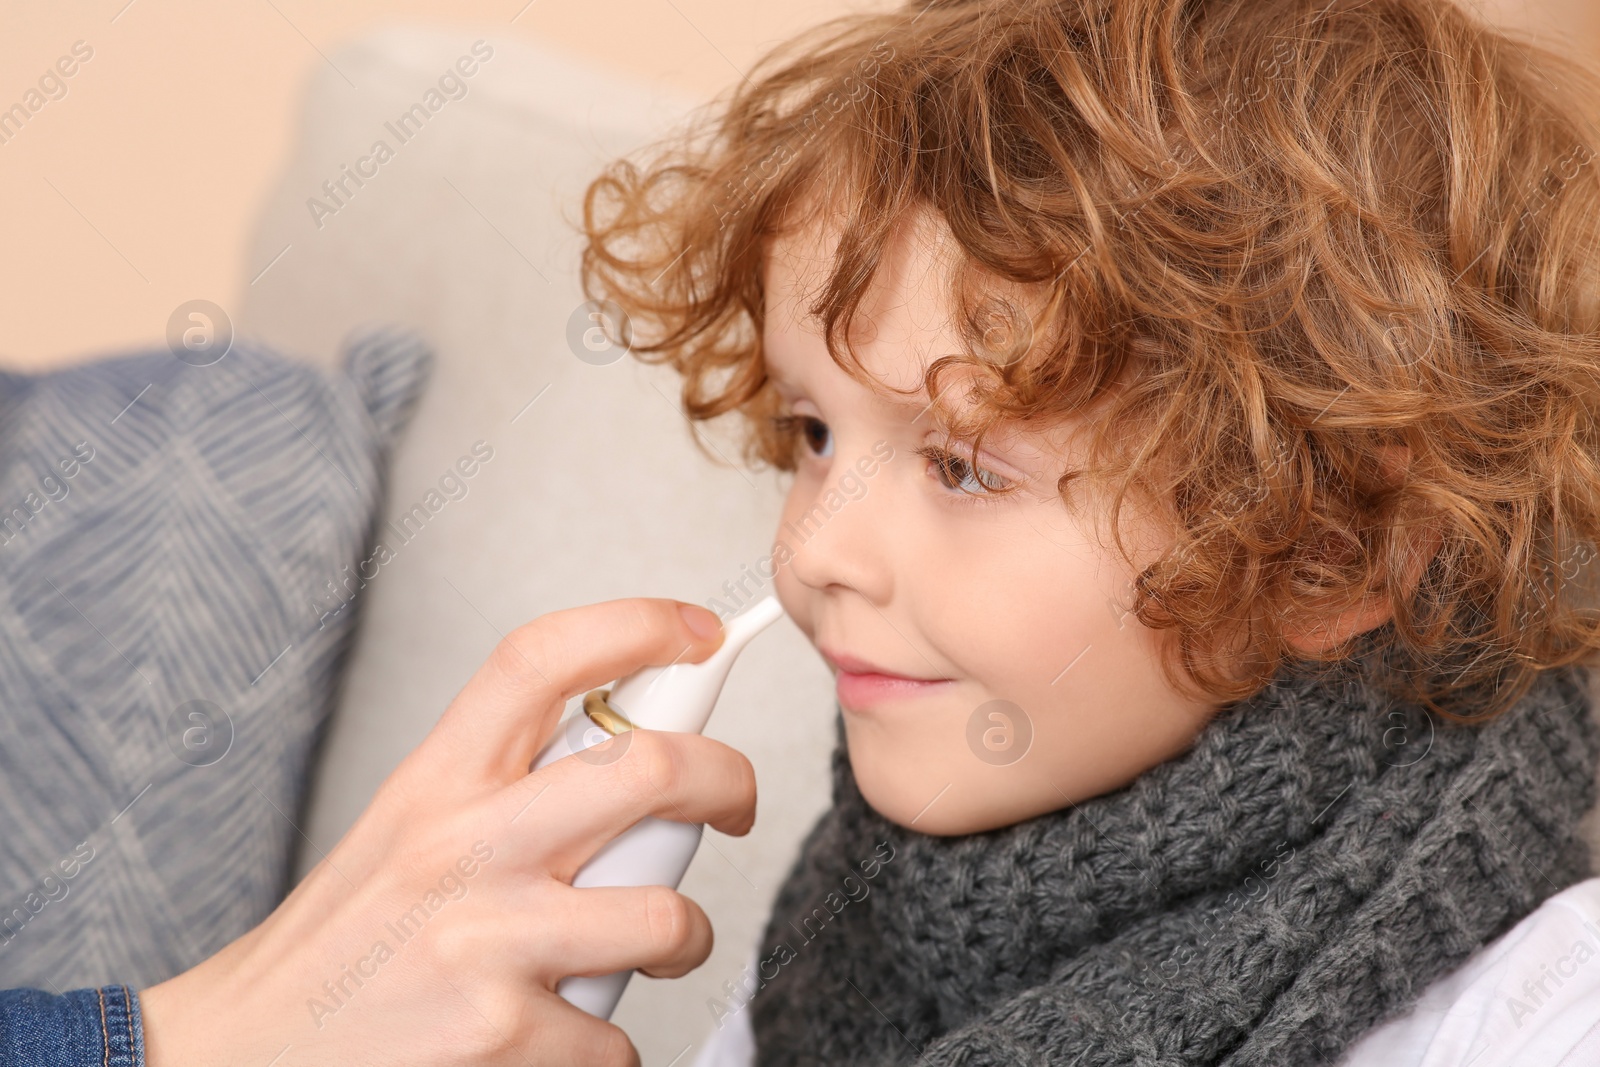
[763,207,1221,835]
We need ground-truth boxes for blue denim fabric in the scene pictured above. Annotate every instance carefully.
[0,986,143,1066]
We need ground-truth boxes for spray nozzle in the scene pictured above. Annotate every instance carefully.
[585,595,784,735]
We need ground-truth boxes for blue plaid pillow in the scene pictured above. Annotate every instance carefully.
[0,327,430,990]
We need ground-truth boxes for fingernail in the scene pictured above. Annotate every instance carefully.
[679,603,724,643]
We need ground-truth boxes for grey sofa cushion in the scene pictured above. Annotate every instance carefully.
[0,327,430,990]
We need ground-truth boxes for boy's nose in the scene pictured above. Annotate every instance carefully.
[780,465,896,604]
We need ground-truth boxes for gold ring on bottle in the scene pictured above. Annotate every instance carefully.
[583,687,637,736]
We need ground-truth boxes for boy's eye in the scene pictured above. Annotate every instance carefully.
[771,414,833,459]
[914,444,1012,496]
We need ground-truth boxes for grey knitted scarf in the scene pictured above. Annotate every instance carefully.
[748,655,1600,1066]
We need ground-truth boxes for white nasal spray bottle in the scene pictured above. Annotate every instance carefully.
[530,594,785,1019]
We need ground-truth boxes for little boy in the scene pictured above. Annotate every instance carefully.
[581,0,1600,1061]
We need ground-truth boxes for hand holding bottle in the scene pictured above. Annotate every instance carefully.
[139,597,757,1067]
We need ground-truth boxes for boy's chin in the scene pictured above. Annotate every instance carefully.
[846,731,1041,836]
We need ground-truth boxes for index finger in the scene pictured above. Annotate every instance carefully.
[425,597,725,782]
[506,728,759,877]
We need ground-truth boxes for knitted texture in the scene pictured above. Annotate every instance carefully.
[0,328,430,989]
[748,656,1600,1066]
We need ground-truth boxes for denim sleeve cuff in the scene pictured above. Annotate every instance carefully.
[0,985,145,1067]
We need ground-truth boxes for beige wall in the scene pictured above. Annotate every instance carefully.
[0,0,1593,369]
[0,0,876,370]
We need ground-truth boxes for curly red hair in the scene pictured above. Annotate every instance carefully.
[581,0,1600,721]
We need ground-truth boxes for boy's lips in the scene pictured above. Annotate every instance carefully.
[818,645,956,709]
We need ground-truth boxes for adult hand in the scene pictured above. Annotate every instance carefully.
[139,597,755,1067]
